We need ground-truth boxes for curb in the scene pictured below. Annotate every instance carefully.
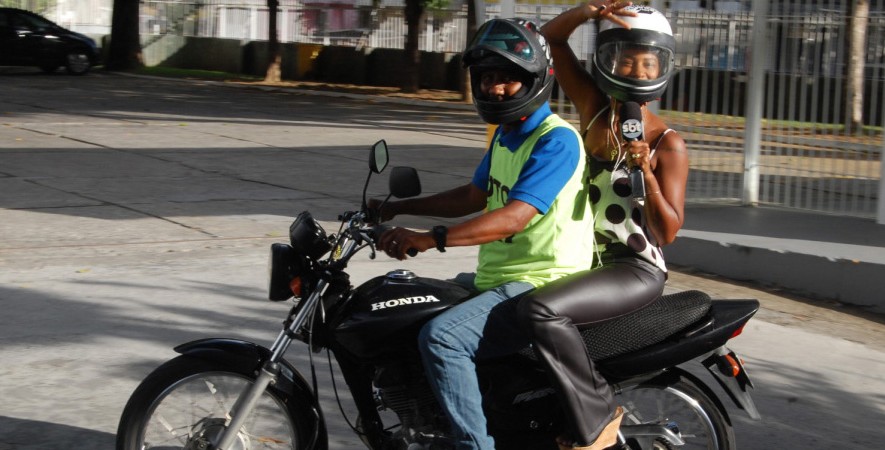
[108,71,477,112]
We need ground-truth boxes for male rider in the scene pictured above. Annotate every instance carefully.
[373,18,594,449]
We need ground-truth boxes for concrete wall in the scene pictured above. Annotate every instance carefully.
[140,36,462,90]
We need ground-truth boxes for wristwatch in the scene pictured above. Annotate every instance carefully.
[432,225,447,253]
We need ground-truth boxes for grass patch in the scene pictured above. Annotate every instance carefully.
[659,110,883,135]
[134,66,261,82]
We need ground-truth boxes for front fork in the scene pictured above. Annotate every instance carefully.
[214,279,328,450]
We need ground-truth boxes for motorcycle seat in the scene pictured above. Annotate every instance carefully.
[580,290,712,361]
[517,290,712,362]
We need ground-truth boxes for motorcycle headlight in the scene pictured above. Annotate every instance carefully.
[289,211,332,260]
[268,243,302,301]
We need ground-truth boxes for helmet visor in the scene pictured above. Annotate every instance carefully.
[596,42,673,81]
[467,20,536,63]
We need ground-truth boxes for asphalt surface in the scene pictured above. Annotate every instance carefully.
[1,69,883,449]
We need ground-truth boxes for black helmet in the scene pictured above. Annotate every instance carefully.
[591,5,676,103]
[462,18,554,124]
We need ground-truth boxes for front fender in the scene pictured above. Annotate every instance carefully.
[174,338,329,449]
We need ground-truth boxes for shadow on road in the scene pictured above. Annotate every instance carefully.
[0,416,115,450]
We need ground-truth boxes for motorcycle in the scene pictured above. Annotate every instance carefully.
[116,139,761,450]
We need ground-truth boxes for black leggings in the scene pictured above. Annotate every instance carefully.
[516,251,666,446]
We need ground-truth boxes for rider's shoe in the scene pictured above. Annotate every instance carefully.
[557,406,624,450]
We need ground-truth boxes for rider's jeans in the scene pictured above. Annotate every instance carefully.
[418,275,534,450]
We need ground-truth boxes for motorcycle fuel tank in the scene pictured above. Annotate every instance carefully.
[332,270,472,360]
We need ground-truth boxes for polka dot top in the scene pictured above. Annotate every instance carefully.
[584,107,670,273]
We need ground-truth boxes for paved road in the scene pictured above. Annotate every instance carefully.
[1,70,883,449]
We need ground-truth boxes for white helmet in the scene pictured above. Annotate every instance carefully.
[592,5,676,102]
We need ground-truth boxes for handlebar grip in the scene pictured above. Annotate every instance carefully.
[369,224,391,241]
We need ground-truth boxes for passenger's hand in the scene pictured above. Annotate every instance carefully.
[377,227,434,260]
[625,140,652,173]
[588,1,637,28]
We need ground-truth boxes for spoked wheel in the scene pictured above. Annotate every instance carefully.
[116,355,304,450]
[617,372,735,450]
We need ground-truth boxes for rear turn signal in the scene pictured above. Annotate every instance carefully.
[724,353,741,377]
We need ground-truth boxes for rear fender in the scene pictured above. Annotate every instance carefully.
[174,338,329,449]
[702,346,762,420]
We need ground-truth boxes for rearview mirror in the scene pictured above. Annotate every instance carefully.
[369,140,389,174]
[389,167,422,199]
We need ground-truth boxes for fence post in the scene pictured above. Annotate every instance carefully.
[475,0,486,25]
[879,25,885,225]
[742,0,768,206]
[647,0,664,116]
[501,0,516,18]
[876,120,885,225]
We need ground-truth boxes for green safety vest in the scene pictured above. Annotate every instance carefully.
[474,115,594,291]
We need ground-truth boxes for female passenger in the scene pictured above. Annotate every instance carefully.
[518,3,689,450]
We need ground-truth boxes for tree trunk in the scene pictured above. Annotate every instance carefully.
[403,0,425,93]
[106,0,143,71]
[461,0,479,102]
[845,0,869,135]
[265,0,282,83]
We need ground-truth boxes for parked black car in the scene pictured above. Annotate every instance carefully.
[0,8,99,75]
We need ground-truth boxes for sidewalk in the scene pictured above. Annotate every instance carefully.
[671,204,885,315]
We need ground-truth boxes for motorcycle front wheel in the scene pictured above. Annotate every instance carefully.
[116,355,304,450]
[618,372,735,450]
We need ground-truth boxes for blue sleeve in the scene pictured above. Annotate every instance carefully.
[508,127,581,214]
[471,148,492,191]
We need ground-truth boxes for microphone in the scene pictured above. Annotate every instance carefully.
[620,101,645,200]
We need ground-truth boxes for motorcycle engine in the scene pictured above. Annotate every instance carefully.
[374,362,450,446]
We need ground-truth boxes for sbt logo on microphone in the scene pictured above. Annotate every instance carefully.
[621,119,643,140]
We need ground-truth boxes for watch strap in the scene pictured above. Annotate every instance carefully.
[432,225,447,253]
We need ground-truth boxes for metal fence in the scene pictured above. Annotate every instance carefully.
[10,0,885,220]
[659,3,884,218]
[135,0,470,53]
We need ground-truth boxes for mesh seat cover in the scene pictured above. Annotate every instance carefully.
[580,290,711,361]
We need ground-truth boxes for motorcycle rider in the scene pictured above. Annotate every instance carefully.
[373,18,595,449]
[519,3,689,450]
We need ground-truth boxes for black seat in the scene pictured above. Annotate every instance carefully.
[581,290,712,361]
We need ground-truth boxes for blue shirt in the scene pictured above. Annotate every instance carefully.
[471,102,582,214]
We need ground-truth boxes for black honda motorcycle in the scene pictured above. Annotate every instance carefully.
[116,140,761,450]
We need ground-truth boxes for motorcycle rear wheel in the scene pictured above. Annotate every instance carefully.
[618,372,735,450]
[116,355,304,450]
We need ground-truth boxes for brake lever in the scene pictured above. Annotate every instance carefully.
[359,230,378,259]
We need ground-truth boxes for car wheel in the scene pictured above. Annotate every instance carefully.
[65,51,92,75]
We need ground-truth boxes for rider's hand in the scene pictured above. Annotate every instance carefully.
[377,227,434,260]
[367,198,395,224]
